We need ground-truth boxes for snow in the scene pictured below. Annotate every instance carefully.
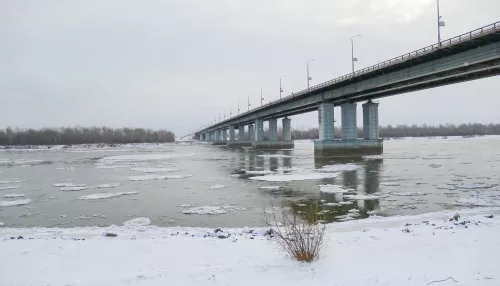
[3,209,498,285]
[60,186,88,191]
[250,173,337,182]
[318,164,359,172]
[206,185,226,190]
[127,174,193,181]
[96,183,121,189]
[257,154,292,158]
[182,206,228,215]
[4,193,27,198]
[318,184,353,193]
[79,192,139,200]
[0,199,31,207]
[130,167,180,173]
[0,185,20,190]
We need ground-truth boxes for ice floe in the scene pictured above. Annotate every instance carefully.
[53,183,86,188]
[123,217,151,227]
[4,193,27,198]
[250,173,337,182]
[456,183,496,190]
[182,206,228,215]
[0,199,31,207]
[0,180,27,184]
[344,194,381,200]
[102,153,194,162]
[318,164,359,173]
[259,186,281,190]
[127,174,193,181]
[257,154,292,158]
[206,185,226,190]
[130,167,180,173]
[61,186,88,191]
[319,184,353,193]
[391,192,430,196]
[380,182,401,187]
[79,192,138,200]
[0,186,20,191]
[96,183,120,189]
[244,170,276,175]
[453,197,500,207]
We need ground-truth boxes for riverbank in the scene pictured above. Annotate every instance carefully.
[1,207,499,286]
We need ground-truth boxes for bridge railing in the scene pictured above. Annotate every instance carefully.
[197,21,500,134]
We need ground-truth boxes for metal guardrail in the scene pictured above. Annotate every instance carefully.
[197,21,500,134]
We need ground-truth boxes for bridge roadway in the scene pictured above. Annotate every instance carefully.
[194,21,500,157]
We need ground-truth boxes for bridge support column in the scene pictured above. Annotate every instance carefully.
[255,119,264,141]
[341,103,357,140]
[212,129,227,145]
[268,118,277,141]
[252,117,294,150]
[314,101,383,158]
[239,125,245,141]
[222,129,227,141]
[248,124,255,141]
[229,126,235,141]
[227,125,252,147]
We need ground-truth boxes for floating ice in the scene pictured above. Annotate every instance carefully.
[53,183,86,188]
[339,201,354,205]
[56,167,75,170]
[323,202,340,206]
[245,170,275,175]
[391,192,430,196]
[127,174,193,181]
[206,185,226,190]
[456,183,496,190]
[0,186,20,191]
[177,204,194,208]
[123,217,151,227]
[0,222,4,226]
[319,184,353,193]
[182,206,228,215]
[259,186,281,190]
[380,182,401,187]
[130,167,180,173]
[102,153,194,162]
[0,180,27,184]
[250,173,337,182]
[318,164,359,173]
[344,194,381,200]
[453,197,500,207]
[257,154,292,158]
[4,193,27,198]
[435,184,456,190]
[79,192,138,200]
[96,183,121,189]
[60,186,88,191]
[0,199,31,207]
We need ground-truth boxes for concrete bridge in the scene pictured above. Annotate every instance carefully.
[193,21,500,158]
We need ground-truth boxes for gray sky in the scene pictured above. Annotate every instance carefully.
[1,0,499,135]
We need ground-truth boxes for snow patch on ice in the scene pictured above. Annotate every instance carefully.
[250,173,337,182]
[0,199,31,207]
[96,183,120,189]
[79,192,138,200]
[60,186,88,191]
[318,164,359,173]
[127,174,193,181]
[53,183,86,188]
[182,206,228,215]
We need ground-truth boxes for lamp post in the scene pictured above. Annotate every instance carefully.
[261,86,267,106]
[248,95,251,112]
[307,59,315,89]
[280,73,287,99]
[437,0,445,47]
[351,34,361,75]
[238,101,240,115]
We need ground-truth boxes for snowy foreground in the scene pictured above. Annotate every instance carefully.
[1,209,499,286]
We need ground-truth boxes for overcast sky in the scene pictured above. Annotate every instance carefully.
[1,0,499,135]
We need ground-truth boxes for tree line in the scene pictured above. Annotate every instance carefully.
[283,123,500,140]
[0,127,175,146]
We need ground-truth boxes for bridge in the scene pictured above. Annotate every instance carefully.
[193,21,500,157]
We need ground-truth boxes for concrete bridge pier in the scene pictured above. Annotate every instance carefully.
[314,101,383,158]
[248,124,255,141]
[252,117,294,150]
[227,125,252,147]
[212,129,227,145]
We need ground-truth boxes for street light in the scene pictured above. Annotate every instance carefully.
[307,59,315,89]
[247,95,251,112]
[351,34,361,75]
[280,73,287,99]
[261,86,267,106]
[238,101,240,115]
[437,0,445,46]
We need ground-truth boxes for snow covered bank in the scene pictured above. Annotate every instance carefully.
[1,208,499,286]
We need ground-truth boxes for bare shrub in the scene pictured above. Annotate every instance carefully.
[265,203,326,262]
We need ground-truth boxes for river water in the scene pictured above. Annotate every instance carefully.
[0,137,499,228]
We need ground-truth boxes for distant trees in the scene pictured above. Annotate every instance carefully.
[287,123,500,140]
[0,127,175,146]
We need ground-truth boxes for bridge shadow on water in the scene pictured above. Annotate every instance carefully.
[229,147,384,224]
